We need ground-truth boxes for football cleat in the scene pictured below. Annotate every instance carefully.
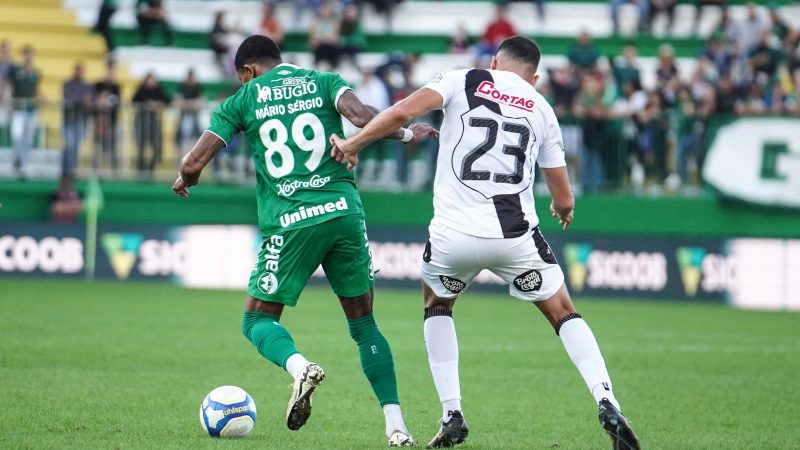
[427,410,469,448]
[598,398,640,450]
[388,429,417,447]
[286,362,326,430]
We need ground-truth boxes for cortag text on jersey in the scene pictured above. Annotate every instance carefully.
[475,81,535,112]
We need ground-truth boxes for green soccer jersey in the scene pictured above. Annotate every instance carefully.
[207,63,363,234]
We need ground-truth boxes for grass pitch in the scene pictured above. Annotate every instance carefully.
[1,279,798,449]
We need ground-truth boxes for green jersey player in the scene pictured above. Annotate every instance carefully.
[172,35,437,446]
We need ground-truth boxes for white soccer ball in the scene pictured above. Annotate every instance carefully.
[199,385,257,438]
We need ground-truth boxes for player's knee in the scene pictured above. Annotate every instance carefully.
[422,283,456,309]
[553,312,583,336]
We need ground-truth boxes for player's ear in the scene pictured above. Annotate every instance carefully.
[238,64,256,84]
[531,73,540,87]
[489,56,498,70]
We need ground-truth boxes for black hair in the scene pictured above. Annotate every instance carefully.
[234,35,282,71]
[496,36,541,72]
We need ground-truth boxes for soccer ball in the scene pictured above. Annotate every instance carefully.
[199,385,257,437]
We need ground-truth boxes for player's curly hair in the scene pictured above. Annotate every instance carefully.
[234,35,282,71]
[497,36,541,72]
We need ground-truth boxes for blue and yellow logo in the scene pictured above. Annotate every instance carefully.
[563,243,592,293]
[676,247,706,297]
[101,233,144,279]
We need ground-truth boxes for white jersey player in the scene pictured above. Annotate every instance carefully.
[331,36,640,450]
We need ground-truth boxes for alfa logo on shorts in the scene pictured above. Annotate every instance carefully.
[439,275,466,294]
[513,270,542,292]
[258,272,279,295]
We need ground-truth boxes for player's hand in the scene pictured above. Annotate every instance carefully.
[172,173,193,198]
[550,201,573,231]
[409,123,439,143]
[330,134,359,171]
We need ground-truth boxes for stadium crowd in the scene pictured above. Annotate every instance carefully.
[1,0,799,194]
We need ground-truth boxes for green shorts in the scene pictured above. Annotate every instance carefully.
[247,214,375,306]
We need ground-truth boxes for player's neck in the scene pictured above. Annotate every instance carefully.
[493,63,534,85]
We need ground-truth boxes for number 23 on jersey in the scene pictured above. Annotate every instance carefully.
[451,106,536,199]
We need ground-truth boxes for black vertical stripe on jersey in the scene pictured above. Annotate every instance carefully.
[493,194,529,238]
[465,69,501,114]
[464,70,529,238]
[532,226,558,264]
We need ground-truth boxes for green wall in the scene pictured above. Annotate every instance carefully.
[1,180,798,238]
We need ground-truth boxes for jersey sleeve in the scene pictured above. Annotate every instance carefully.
[206,92,244,146]
[322,73,353,112]
[536,104,567,168]
[423,70,465,109]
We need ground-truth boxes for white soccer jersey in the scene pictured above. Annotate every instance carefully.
[424,68,566,238]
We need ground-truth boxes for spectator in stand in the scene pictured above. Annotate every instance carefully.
[373,51,421,188]
[736,82,767,115]
[701,36,733,77]
[210,12,232,74]
[136,0,174,46]
[353,67,392,189]
[258,2,284,49]
[309,1,342,69]
[648,0,676,35]
[785,69,800,114]
[574,73,608,192]
[549,66,582,115]
[674,86,701,185]
[768,81,789,114]
[611,42,641,94]
[174,69,204,158]
[0,41,13,135]
[634,91,667,182]
[62,62,94,178]
[693,0,728,35]
[478,3,517,58]
[449,23,472,54]
[771,6,800,62]
[568,31,600,71]
[93,63,121,172]
[363,0,398,30]
[340,3,366,68]
[9,45,42,177]
[655,43,679,101]
[715,73,740,114]
[748,30,783,81]
[95,0,118,52]
[610,0,649,35]
[50,175,84,223]
[732,3,769,63]
[132,72,170,175]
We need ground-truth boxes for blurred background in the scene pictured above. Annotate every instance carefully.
[0,0,798,309]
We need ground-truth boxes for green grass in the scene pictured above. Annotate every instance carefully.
[1,279,798,449]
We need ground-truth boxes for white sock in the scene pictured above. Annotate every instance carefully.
[383,404,408,436]
[424,315,462,421]
[559,317,620,410]
[285,353,310,379]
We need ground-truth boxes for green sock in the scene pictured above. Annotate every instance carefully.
[242,311,299,368]
[348,313,399,407]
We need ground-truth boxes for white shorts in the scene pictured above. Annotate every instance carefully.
[420,222,565,302]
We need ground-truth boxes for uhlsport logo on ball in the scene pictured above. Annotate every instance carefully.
[199,386,257,437]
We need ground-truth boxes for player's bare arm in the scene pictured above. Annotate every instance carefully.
[171,131,227,198]
[330,88,442,169]
[541,166,574,230]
